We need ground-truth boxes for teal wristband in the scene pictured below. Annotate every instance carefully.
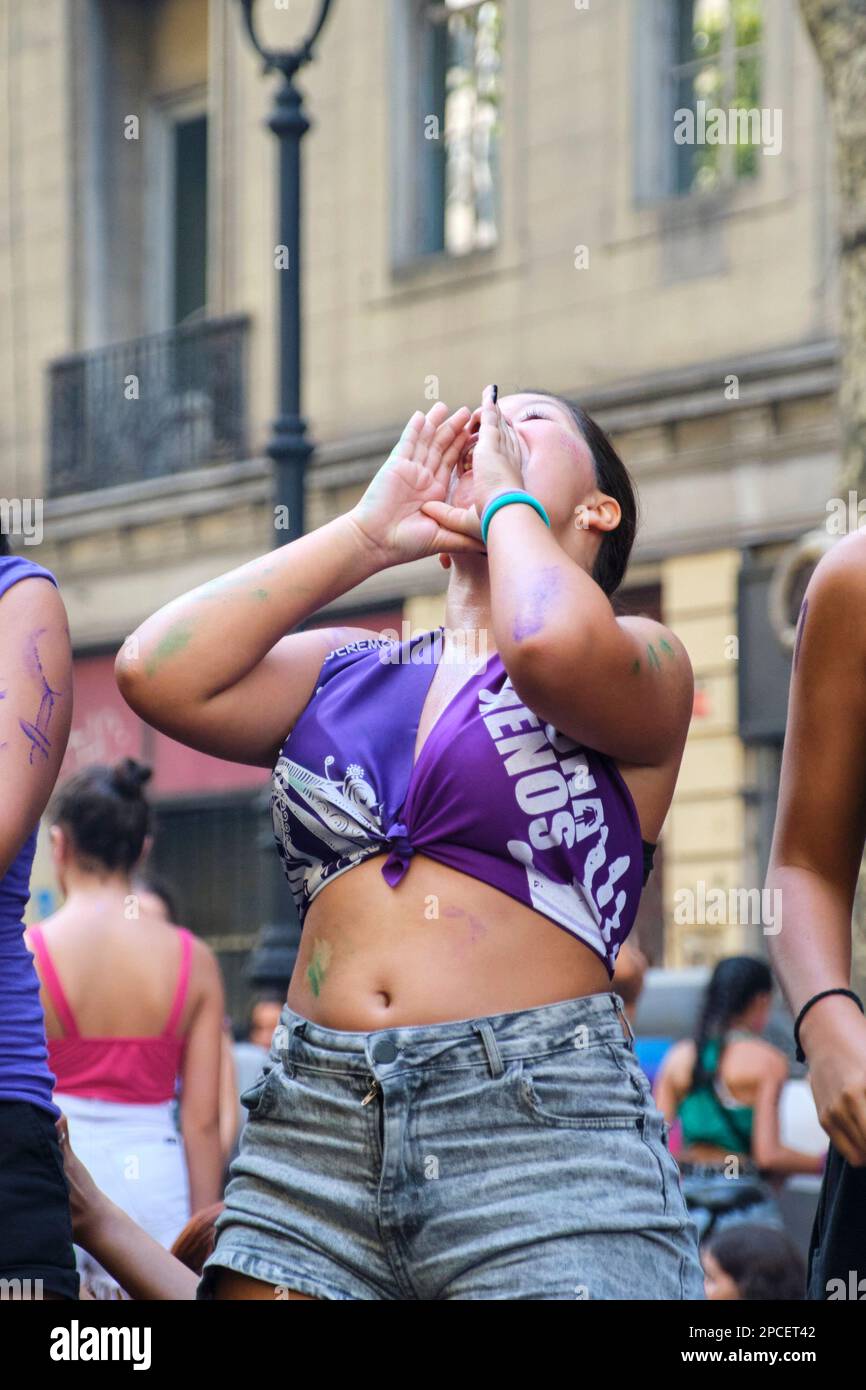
[480,490,551,546]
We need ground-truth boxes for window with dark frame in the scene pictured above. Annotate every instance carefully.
[671,0,764,197]
[172,113,208,324]
[414,0,503,258]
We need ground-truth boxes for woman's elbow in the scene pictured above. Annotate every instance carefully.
[115,640,141,701]
[180,1113,221,1143]
[114,637,160,717]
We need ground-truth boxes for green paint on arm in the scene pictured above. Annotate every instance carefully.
[632,659,641,675]
[306,939,333,998]
[659,638,676,659]
[144,623,194,678]
[193,576,271,602]
[647,643,661,672]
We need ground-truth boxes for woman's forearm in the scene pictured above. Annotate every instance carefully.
[116,511,384,711]
[764,863,854,1019]
[77,1194,199,1300]
[483,504,612,677]
[759,1144,825,1178]
[183,1121,225,1213]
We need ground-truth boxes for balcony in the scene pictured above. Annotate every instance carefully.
[48,315,250,497]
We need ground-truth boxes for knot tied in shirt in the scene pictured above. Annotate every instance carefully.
[381,820,415,887]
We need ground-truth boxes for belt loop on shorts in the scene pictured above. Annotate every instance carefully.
[473,1019,505,1079]
[612,991,636,1045]
[279,1016,307,1072]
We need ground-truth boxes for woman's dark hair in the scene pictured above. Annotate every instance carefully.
[705,1223,806,1300]
[50,758,153,873]
[518,390,639,597]
[690,955,773,1091]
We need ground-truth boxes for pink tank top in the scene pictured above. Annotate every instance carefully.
[27,924,194,1105]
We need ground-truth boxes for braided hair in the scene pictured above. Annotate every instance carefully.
[689,955,773,1091]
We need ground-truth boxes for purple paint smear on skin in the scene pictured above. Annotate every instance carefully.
[19,628,61,763]
[442,905,488,943]
[512,566,563,642]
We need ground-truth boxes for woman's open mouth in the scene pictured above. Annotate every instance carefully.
[458,439,477,475]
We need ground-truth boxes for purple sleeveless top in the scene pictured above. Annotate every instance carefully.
[272,627,645,975]
[0,555,60,1116]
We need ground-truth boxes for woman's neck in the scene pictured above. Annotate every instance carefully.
[61,866,133,901]
[443,556,494,647]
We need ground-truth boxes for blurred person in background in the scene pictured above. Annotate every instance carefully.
[611,938,648,1027]
[765,533,866,1299]
[133,866,241,1173]
[26,759,225,1297]
[117,387,705,1300]
[702,1223,806,1301]
[655,956,824,1241]
[132,867,178,926]
[56,1113,199,1300]
[56,1110,225,1298]
[612,938,667,1086]
[246,992,284,1050]
[0,532,76,1299]
[226,990,288,1167]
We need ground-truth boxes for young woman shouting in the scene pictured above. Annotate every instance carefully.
[116,386,704,1300]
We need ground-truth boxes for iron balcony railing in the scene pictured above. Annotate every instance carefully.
[48,314,250,496]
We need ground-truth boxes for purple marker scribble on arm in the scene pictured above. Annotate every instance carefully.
[19,629,62,763]
[512,566,563,642]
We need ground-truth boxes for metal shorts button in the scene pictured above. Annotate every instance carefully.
[371,1038,398,1064]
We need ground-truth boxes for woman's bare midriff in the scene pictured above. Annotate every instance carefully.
[285,851,612,1030]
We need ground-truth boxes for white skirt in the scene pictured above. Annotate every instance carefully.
[56,1092,191,1300]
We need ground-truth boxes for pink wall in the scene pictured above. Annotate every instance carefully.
[61,653,266,796]
[63,607,404,798]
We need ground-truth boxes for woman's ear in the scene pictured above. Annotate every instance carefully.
[575,494,621,534]
[594,494,622,533]
[49,824,64,861]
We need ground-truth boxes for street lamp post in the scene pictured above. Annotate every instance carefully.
[236,1,336,997]
[237,0,336,545]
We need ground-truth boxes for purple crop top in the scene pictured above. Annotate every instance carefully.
[271,627,650,976]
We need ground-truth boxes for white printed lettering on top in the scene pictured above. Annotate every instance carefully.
[477,677,632,956]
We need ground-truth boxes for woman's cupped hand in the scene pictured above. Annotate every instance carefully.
[349,403,486,567]
[419,384,525,556]
[349,388,526,568]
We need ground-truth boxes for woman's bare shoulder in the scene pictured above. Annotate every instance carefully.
[728,1036,788,1072]
[659,1037,697,1080]
[807,532,866,609]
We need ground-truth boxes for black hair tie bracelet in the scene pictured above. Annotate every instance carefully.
[794,988,864,1063]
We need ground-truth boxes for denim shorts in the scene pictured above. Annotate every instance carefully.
[198,991,705,1300]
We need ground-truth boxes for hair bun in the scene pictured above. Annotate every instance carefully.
[110,757,153,799]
